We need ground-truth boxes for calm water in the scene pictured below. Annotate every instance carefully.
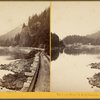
[51,53,100,92]
[0,56,16,65]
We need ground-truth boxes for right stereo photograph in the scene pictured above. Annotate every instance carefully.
[51,1,100,92]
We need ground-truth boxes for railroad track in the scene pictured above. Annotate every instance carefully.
[26,52,50,92]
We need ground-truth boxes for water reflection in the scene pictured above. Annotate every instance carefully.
[64,46,100,55]
[51,49,59,61]
[51,47,64,61]
[64,48,81,55]
[51,46,100,92]
[51,46,100,61]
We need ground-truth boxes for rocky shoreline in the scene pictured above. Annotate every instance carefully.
[0,58,33,73]
[0,73,28,90]
[0,58,34,91]
[89,62,100,69]
[87,62,100,88]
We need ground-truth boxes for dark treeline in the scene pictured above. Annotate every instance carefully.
[51,33,65,61]
[51,33,64,48]
[51,33,59,48]
[63,35,100,45]
[51,33,100,48]
[0,8,50,55]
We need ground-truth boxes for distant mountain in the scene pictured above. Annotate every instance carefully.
[86,31,100,39]
[0,25,22,41]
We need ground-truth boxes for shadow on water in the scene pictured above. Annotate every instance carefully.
[51,47,64,61]
[51,49,59,61]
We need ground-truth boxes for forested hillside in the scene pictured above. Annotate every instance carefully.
[63,34,100,45]
[0,7,50,54]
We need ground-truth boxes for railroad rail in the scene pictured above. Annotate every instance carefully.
[21,51,50,92]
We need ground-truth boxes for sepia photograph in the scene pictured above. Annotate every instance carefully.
[51,1,100,92]
[0,1,50,92]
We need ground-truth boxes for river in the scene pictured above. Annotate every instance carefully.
[51,52,100,92]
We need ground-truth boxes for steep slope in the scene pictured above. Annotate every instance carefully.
[0,25,22,41]
[0,7,50,54]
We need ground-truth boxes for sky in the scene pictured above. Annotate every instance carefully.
[0,1,50,36]
[51,1,100,39]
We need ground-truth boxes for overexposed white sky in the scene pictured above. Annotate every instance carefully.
[0,1,50,35]
[51,1,100,39]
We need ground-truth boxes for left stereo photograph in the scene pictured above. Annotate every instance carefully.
[0,1,50,92]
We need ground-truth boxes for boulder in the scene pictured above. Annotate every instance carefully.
[87,73,100,88]
[1,73,27,90]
